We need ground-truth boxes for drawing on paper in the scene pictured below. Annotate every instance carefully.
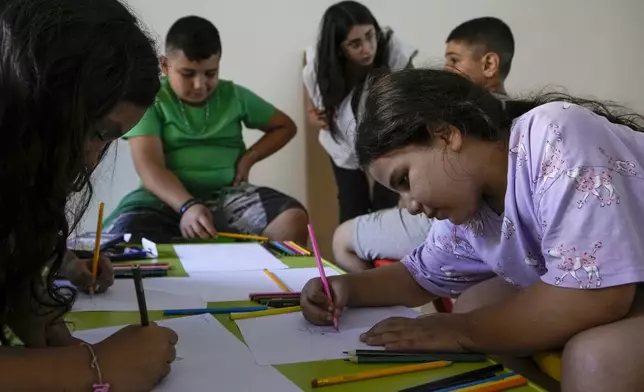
[298,325,339,336]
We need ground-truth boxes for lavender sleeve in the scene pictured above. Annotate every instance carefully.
[401,221,496,298]
[520,103,644,289]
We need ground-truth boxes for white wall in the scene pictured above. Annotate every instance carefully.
[81,0,644,232]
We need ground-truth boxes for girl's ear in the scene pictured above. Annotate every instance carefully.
[432,124,464,153]
[160,56,169,76]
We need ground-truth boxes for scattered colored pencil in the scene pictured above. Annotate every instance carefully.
[249,291,301,299]
[345,353,486,363]
[263,299,300,308]
[286,241,311,255]
[230,305,302,320]
[115,269,167,278]
[440,373,525,392]
[271,241,296,255]
[278,241,302,255]
[263,269,291,292]
[399,364,505,392]
[217,232,269,241]
[311,361,452,388]
[112,262,171,270]
[89,202,105,297]
[307,222,338,330]
[163,306,268,316]
[252,293,301,302]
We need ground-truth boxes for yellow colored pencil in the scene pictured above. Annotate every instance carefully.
[452,374,527,391]
[311,361,451,388]
[263,269,291,292]
[230,306,301,320]
[90,202,105,296]
[217,232,269,241]
[533,351,561,381]
[287,241,311,255]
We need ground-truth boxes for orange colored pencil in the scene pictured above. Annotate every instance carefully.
[90,202,105,296]
[287,241,311,255]
[454,374,527,391]
[263,269,291,292]
[311,361,451,388]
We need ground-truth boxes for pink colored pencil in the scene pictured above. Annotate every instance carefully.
[307,223,339,330]
[279,241,306,255]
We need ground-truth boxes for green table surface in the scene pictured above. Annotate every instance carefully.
[66,242,547,392]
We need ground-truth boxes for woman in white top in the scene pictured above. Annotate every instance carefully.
[303,0,417,223]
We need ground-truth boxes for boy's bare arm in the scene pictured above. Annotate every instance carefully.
[128,135,194,211]
[246,109,297,161]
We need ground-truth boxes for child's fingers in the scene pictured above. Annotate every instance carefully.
[198,216,217,238]
[302,295,334,325]
[308,290,334,311]
[182,225,196,239]
[193,222,211,240]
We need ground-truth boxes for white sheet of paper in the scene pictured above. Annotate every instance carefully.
[174,243,288,273]
[73,315,301,392]
[184,270,283,302]
[71,278,206,312]
[273,267,340,292]
[236,306,421,365]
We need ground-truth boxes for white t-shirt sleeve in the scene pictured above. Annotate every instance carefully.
[386,31,418,70]
[302,44,323,109]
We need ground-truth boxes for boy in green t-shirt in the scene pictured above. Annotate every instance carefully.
[105,16,308,244]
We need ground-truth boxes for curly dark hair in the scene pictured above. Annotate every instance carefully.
[0,0,160,342]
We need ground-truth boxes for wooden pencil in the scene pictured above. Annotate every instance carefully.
[448,374,526,392]
[263,268,291,292]
[345,353,486,363]
[286,241,311,255]
[217,232,269,241]
[132,266,149,326]
[89,202,105,297]
[345,349,485,358]
[311,361,451,388]
[399,364,504,392]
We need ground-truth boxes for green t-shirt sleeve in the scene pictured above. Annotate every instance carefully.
[123,104,162,139]
[235,84,276,129]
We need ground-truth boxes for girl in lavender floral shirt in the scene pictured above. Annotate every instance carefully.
[301,68,644,391]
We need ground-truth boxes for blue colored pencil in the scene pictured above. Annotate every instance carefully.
[435,372,517,392]
[270,241,296,256]
[163,306,268,316]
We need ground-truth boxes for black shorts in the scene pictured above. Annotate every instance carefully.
[105,183,305,241]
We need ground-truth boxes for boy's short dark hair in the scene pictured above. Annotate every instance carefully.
[166,16,221,61]
[447,17,515,79]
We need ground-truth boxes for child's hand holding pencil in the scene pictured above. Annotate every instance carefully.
[300,276,349,326]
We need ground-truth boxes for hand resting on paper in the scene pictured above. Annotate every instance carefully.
[359,313,470,352]
[60,251,114,294]
[301,276,349,325]
[95,323,179,391]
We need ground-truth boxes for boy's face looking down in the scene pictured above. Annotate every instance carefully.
[161,50,221,105]
[444,40,502,90]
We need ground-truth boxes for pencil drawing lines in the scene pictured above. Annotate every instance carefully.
[298,325,339,336]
